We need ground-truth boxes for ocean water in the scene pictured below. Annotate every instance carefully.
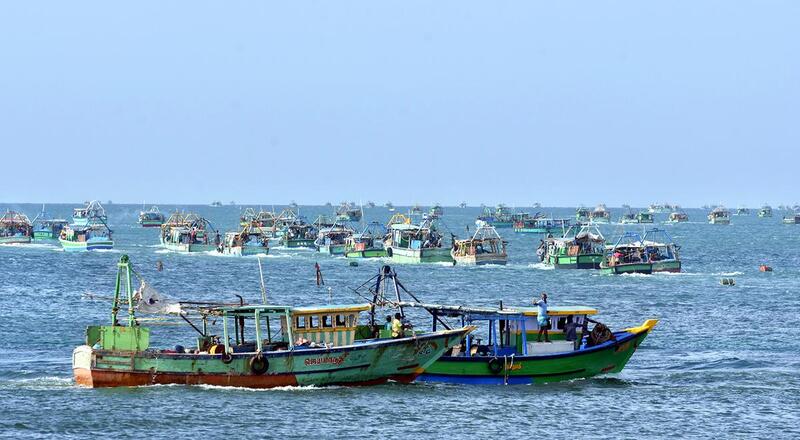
[1,204,798,439]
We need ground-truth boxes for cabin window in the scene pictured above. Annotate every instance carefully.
[322,315,333,328]
[296,316,306,329]
[556,317,567,330]
[335,314,347,327]
[347,314,356,327]
[309,315,319,328]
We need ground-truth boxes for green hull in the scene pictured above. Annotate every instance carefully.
[345,248,387,258]
[317,244,346,255]
[386,246,453,264]
[283,238,315,248]
[33,231,56,240]
[73,329,469,388]
[418,326,654,384]
[547,253,603,269]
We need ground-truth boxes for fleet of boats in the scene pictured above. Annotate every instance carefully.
[5,201,792,390]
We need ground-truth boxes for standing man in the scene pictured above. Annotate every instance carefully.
[391,313,404,338]
[533,293,551,342]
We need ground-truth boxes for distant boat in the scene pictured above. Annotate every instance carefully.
[459,202,467,209]
[344,222,388,258]
[60,201,113,252]
[667,211,689,223]
[384,215,452,264]
[210,201,223,208]
[782,212,800,225]
[734,206,750,216]
[513,215,571,234]
[160,212,218,252]
[217,224,270,256]
[708,206,731,225]
[385,202,395,212]
[600,229,681,275]
[539,224,605,269]
[366,201,376,209]
[31,205,68,240]
[451,224,508,266]
[575,206,591,225]
[335,202,362,222]
[476,205,514,228]
[138,206,165,228]
[0,210,33,244]
[589,204,611,224]
[758,205,773,218]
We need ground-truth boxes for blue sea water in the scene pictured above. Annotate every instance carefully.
[1,204,798,439]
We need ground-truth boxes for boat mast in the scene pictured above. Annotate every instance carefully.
[110,255,136,327]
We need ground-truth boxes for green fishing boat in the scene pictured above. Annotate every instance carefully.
[281,216,317,248]
[758,205,773,218]
[538,224,605,269]
[72,256,474,389]
[575,206,591,225]
[344,222,387,258]
[361,266,656,385]
[160,212,219,253]
[513,215,571,234]
[476,204,514,228]
[31,205,68,240]
[59,202,113,251]
[600,229,681,274]
[384,214,452,263]
[0,211,33,244]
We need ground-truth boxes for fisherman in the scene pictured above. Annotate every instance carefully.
[385,315,393,331]
[533,293,551,342]
[391,313,404,338]
[563,316,579,349]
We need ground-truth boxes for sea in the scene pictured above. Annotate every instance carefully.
[1,203,798,439]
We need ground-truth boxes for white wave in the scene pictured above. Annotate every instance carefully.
[528,262,554,270]
[193,383,341,392]
[92,249,120,253]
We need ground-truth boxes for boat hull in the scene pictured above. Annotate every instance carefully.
[221,246,269,256]
[283,239,315,248]
[162,241,217,253]
[59,238,113,252]
[386,246,453,264]
[73,329,469,389]
[344,248,387,258]
[548,254,603,269]
[709,218,730,225]
[600,260,680,275]
[33,231,57,240]
[452,253,507,266]
[0,236,31,245]
[139,221,163,228]
[317,244,346,255]
[417,323,655,385]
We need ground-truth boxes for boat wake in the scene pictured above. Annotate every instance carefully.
[193,384,342,392]
[0,243,57,250]
[1,376,73,391]
[528,263,554,271]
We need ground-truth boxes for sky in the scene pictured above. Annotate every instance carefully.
[1,2,798,207]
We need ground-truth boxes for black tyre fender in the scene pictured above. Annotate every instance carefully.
[488,357,504,375]
[386,247,393,257]
[249,355,269,375]
[220,352,233,364]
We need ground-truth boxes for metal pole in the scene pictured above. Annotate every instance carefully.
[257,257,267,304]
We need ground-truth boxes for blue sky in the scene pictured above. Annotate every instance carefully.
[1,2,798,207]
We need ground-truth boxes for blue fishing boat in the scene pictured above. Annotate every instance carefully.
[476,204,514,228]
[70,200,107,227]
[31,205,68,240]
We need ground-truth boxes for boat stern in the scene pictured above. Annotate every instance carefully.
[72,345,95,387]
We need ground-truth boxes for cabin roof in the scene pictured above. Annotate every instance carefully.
[397,301,597,317]
[217,303,370,315]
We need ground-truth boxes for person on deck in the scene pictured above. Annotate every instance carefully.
[533,293,551,342]
[391,313,404,338]
[564,316,579,350]
[385,315,393,331]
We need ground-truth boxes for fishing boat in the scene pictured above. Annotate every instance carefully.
[335,202,362,222]
[210,201,223,208]
[217,224,270,256]
[619,209,638,224]
[427,204,444,220]
[138,206,165,228]
[315,222,355,255]
[735,206,750,216]
[384,215,452,263]
[600,229,681,274]
[708,206,731,224]
[281,216,317,248]
[648,204,669,214]
[361,267,656,385]
[513,215,570,234]
[410,204,423,214]
[71,200,107,227]
[538,224,605,269]
[385,202,395,212]
[451,225,508,265]
[782,212,800,224]
[366,201,376,209]
[758,205,773,218]
[532,202,542,209]
[73,256,474,389]
[637,211,655,223]
[0,211,33,244]
[575,206,591,225]
[476,205,514,228]
[31,206,68,240]
[344,222,388,258]
[459,202,467,209]
[160,212,219,252]
[589,204,611,224]
[666,211,689,223]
